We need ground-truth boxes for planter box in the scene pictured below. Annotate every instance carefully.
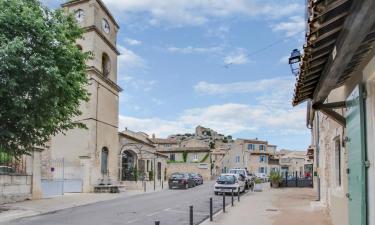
[254,183,263,192]
[271,181,280,188]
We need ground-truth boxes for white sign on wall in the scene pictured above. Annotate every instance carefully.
[198,163,209,169]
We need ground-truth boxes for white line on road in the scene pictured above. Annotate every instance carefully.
[126,219,139,224]
[146,211,159,217]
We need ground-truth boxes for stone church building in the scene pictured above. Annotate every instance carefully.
[42,0,122,193]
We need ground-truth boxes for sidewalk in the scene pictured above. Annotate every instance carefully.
[0,187,165,223]
[202,184,331,225]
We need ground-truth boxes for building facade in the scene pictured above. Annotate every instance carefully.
[43,0,121,192]
[292,1,375,225]
[118,130,167,183]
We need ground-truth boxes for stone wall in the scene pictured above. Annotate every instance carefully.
[166,163,212,181]
[0,175,32,204]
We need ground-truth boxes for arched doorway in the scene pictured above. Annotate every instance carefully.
[121,150,137,181]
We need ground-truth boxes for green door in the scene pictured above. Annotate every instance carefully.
[346,85,367,225]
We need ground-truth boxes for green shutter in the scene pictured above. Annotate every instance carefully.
[346,85,367,225]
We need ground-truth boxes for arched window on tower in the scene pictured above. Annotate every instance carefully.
[101,147,109,175]
[102,53,111,78]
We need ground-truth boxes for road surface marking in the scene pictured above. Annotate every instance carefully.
[127,219,139,224]
[146,212,159,217]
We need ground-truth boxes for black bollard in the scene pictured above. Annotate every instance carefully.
[238,188,240,202]
[162,180,164,189]
[144,181,146,192]
[189,205,193,225]
[210,198,213,221]
[155,221,160,225]
[222,193,226,213]
[231,189,234,206]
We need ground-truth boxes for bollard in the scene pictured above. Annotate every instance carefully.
[162,181,164,189]
[189,205,193,225]
[210,198,213,221]
[155,221,160,225]
[222,193,226,213]
[238,188,240,202]
[144,181,146,192]
[231,189,234,206]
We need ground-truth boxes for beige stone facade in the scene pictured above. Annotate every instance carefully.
[291,1,375,225]
[44,0,121,192]
[118,130,168,183]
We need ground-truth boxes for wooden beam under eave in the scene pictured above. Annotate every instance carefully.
[314,0,375,104]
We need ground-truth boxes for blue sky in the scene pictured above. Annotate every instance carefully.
[42,0,309,150]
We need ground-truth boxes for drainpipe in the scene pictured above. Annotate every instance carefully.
[316,111,321,201]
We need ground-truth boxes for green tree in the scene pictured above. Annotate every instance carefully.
[0,0,90,156]
[182,151,188,162]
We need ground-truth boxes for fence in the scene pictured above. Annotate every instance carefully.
[280,172,313,188]
[0,153,32,204]
[0,153,27,175]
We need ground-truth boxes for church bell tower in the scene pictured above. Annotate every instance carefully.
[48,0,122,192]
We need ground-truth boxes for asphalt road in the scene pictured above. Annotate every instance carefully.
[3,181,247,225]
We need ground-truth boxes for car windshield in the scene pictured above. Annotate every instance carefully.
[229,170,245,176]
[171,173,185,179]
[217,175,235,182]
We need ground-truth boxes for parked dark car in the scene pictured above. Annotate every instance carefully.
[168,173,196,189]
[189,173,203,185]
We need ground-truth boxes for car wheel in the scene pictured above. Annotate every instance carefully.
[214,192,218,195]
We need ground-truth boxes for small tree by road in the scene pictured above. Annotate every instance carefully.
[0,0,90,156]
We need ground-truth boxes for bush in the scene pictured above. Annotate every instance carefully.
[269,172,282,184]
[254,178,263,184]
[182,151,188,162]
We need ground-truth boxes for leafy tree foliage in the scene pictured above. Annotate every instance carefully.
[0,0,90,156]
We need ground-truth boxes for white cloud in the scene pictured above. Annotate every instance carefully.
[167,46,223,54]
[119,77,306,138]
[194,77,292,95]
[224,49,249,65]
[103,0,303,26]
[272,16,305,37]
[125,38,142,46]
[119,102,306,138]
[119,115,191,137]
[127,79,157,92]
[279,55,290,64]
[118,45,145,69]
[206,25,230,39]
[151,98,164,105]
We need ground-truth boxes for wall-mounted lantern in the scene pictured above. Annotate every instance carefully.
[288,49,301,76]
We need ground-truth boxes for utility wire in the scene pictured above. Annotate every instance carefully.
[224,30,305,68]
